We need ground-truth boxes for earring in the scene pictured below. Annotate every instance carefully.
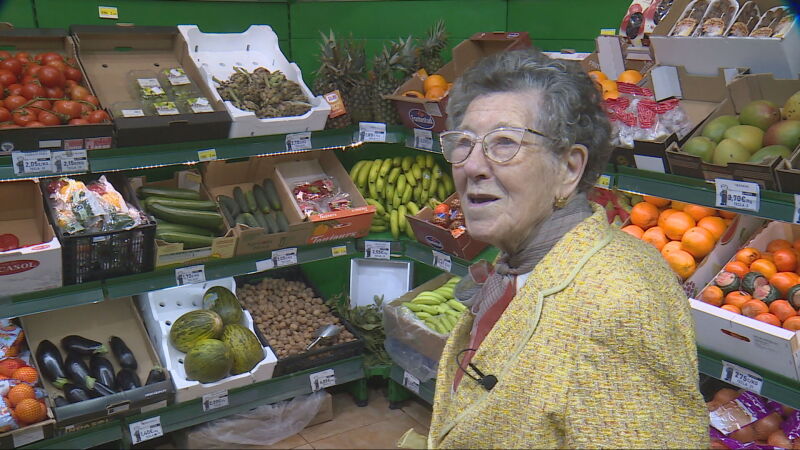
[554,195,569,209]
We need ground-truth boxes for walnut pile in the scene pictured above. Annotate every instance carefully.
[237,277,355,359]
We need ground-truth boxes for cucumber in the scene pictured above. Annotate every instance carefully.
[253,210,269,230]
[252,185,271,213]
[155,221,215,237]
[217,195,241,217]
[144,197,217,211]
[233,187,249,213]
[275,211,290,232]
[155,231,215,249]
[262,179,282,210]
[263,213,277,234]
[138,186,200,201]
[148,203,223,231]
[236,213,259,228]
[245,190,257,213]
[217,201,236,228]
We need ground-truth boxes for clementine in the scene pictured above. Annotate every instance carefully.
[681,227,715,259]
[741,299,769,318]
[658,209,680,229]
[662,211,696,241]
[783,315,800,331]
[423,74,447,94]
[684,204,717,221]
[698,216,727,240]
[767,239,793,253]
[769,300,797,322]
[773,248,798,272]
[725,291,752,309]
[721,304,742,314]
[599,79,618,93]
[665,249,696,279]
[644,195,671,208]
[769,272,800,297]
[642,226,669,251]
[630,201,659,230]
[719,210,738,219]
[425,86,446,100]
[621,224,644,239]
[661,240,683,258]
[671,200,688,211]
[750,259,778,279]
[754,312,782,327]
[724,261,750,278]
[617,69,643,84]
[602,90,619,100]
[588,70,608,83]
[735,247,761,266]
[699,286,724,307]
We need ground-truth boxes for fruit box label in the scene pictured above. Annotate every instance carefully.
[307,212,374,245]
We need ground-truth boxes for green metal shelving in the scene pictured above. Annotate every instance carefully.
[388,364,435,406]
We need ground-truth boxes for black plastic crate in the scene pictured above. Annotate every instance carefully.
[235,267,365,377]
[40,173,156,285]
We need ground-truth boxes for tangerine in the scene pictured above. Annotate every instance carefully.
[665,249,696,279]
[14,398,44,425]
[681,226,715,259]
[774,248,798,272]
[671,200,688,211]
[658,209,680,229]
[661,240,683,258]
[644,195,671,208]
[783,315,800,331]
[0,359,25,377]
[750,259,778,279]
[741,299,769,318]
[630,201,659,229]
[602,90,619,100]
[721,304,742,314]
[735,247,761,266]
[761,252,775,263]
[11,366,37,384]
[642,226,669,251]
[617,69,643,84]
[725,291,752,309]
[767,239,793,253]
[621,225,644,238]
[599,79,618,93]
[719,210,737,220]
[769,272,800,296]
[754,312,782,327]
[423,74,448,94]
[662,211,696,241]
[425,86,446,100]
[769,300,797,322]
[683,204,717,221]
[724,261,750,278]
[8,383,35,407]
[588,70,608,83]
[698,216,727,241]
[699,285,724,307]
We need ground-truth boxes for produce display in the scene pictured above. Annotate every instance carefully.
[215,180,290,234]
[402,277,465,335]
[622,196,736,280]
[235,276,356,359]
[400,72,451,102]
[588,187,642,226]
[0,50,111,129]
[0,320,49,432]
[137,185,225,249]
[348,154,456,239]
[213,67,311,119]
[120,68,212,117]
[681,91,800,165]
[706,387,799,449]
[291,176,354,217]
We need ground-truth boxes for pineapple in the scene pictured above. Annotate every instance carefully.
[371,36,418,125]
[313,30,352,129]
[342,39,373,124]
[419,20,449,74]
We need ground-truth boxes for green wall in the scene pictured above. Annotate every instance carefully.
[0,0,37,27]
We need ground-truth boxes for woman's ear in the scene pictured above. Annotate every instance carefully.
[557,144,589,197]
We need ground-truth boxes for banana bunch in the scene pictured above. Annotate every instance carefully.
[402,277,465,335]
[349,154,456,240]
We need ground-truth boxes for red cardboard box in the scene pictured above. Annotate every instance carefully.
[406,193,488,261]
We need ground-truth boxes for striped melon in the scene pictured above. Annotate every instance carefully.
[221,324,264,374]
[203,286,242,325]
[169,310,224,353]
[184,339,232,383]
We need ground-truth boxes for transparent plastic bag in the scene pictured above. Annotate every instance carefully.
[710,391,771,435]
[292,177,351,217]
[605,83,692,148]
[384,336,439,382]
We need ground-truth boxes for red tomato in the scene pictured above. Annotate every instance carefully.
[0,58,23,77]
[45,60,67,72]
[40,53,63,64]
[25,121,45,127]
[0,51,11,60]
[87,109,110,123]
[44,86,64,99]
[0,107,10,122]
[0,70,17,86]
[14,52,30,63]
[64,66,82,82]
[20,83,45,100]
[37,66,65,88]
[53,100,81,119]
[36,110,61,126]
[30,99,52,111]
[12,109,37,126]
[4,95,27,110]
[5,83,23,97]
[69,86,90,101]
[21,75,38,85]
[25,64,42,77]
[68,118,89,125]
[84,95,100,107]
[65,79,78,89]
[79,102,93,116]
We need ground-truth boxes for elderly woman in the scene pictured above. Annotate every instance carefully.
[416,49,708,449]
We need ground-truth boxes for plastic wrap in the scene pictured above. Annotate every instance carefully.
[710,391,772,435]
[670,0,711,36]
[782,410,800,440]
[292,177,351,217]
[750,6,795,38]
[0,320,25,359]
[698,0,738,36]
[384,336,439,382]
[727,1,761,36]
[605,83,692,148]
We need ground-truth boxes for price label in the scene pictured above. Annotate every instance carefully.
[595,174,613,189]
[432,250,452,272]
[255,258,275,272]
[98,6,119,19]
[286,132,312,152]
[52,149,89,174]
[188,97,213,114]
[331,245,347,257]
[600,28,618,36]
[197,149,217,162]
[175,265,206,286]
[402,371,420,395]
[201,390,229,412]
[309,369,336,392]
[715,179,760,212]
[129,416,163,445]
[365,241,391,260]
[12,150,53,175]
[121,109,145,118]
[359,122,387,143]
[793,194,800,225]
[154,101,180,116]
[413,129,433,151]
[272,248,298,267]
[166,68,191,86]
[721,361,763,394]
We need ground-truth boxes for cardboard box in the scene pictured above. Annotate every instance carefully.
[0,180,62,296]
[650,0,800,79]
[406,193,488,261]
[693,221,800,381]
[71,25,231,147]
[274,150,376,246]
[130,171,237,268]
[21,297,172,429]
[383,273,453,362]
[776,145,800,194]
[178,25,330,139]
[0,406,55,448]
[385,32,531,132]
[202,156,315,256]
[666,73,800,188]
[0,28,113,154]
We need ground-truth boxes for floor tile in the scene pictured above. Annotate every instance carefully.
[401,398,432,428]
[310,414,428,449]
[260,434,309,449]
[299,389,403,443]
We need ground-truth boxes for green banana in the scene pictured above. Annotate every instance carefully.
[406,202,420,216]
[388,167,401,184]
[401,183,412,204]
[396,171,407,194]
[413,184,422,203]
[406,222,416,239]
[390,210,399,240]
[405,172,417,187]
[386,182,396,203]
[392,156,403,167]
[357,160,372,187]
[447,299,467,312]
[437,184,447,202]
[415,154,426,168]
[365,198,385,215]
[432,164,443,181]
[403,302,424,312]
[402,156,414,171]
[379,158,393,177]
[415,311,433,320]
[425,153,435,169]
[441,173,454,193]
[370,225,388,232]
[420,188,429,206]
[349,160,367,181]
[368,158,382,183]
[422,169,431,190]
[376,176,386,199]
[398,205,408,232]
[411,163,422,180]
[368,180,378,199]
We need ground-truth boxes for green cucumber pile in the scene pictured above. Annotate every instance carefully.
[216,179,290,234]
[138,186,224,249]
[402,277,465,334]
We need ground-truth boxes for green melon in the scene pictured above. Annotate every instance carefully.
[184,339,232,383]
[170,310,224,353]
[203,286,243,325]
[221,324,264,374]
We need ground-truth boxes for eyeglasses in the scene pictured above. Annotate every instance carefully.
[439,126,551,165]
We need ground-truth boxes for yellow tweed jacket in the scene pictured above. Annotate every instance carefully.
[428,206,708,449]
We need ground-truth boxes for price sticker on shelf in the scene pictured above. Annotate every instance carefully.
[721,361,763,394]
[793,194,800,225]
[202,390,229,412]
[359,122,387,143]
[309,369,336,392]
[197,149,217,162]
[365,241,391,260]
[175,265,206,286]
[255,258,275,272]
[129,416,163,445]
[595,174,613,189]
[413,129,434,151]
[11,150,53,175]
[432,250,452,272]
[52,149,89,174]
[272,248,298,267]
[714,178,760,212]
[285,132,312,152]
[331,245,348,257]
[402,371,420,395]
[98,6,119,19]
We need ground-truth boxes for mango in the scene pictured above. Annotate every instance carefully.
[702,115,740,142]
[713,139,751,166]
[723,125,764,154]
[748,145,791,163]
[739,100,781,131]
[682,136,716,163]
[784,91,800,120]
[763,120,800,150]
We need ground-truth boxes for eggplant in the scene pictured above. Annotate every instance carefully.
[35,340,69,388]
[109,336,137,370]
[145,366,166,385]
[53,396,69,407]
[90,355,117,391]
[64,383,92,404]
[91,382,116,397]
[116,368,141,391]
[65,351,96,389]
[60,335,108,355]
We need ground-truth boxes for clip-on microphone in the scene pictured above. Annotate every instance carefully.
[456,348,497,391]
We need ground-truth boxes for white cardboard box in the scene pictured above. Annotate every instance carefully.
[178,25,330,138]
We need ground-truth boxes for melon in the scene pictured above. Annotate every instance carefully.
[203,286,243,325]
[169,310,224,353]
[221,324,264,374]
[183,339,232,383]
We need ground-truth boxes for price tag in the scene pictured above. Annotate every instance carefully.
[121,109,145,118]
[331,245,348,257]
[188,97,214,114]
[12,425,44,447]
[98,6,119,19]
[402,371,420,395]
[197,149,217,162]
[201,390,229,412]
[137,78,165,97]
[432,250,452,272]
[154,101,180,116]
[721,361,763,394]
[793,194,800,225]
[413,129,433,151]
[715,179,760,212]
[129,416,163,445]
[175,265,206,286]
[309,369,336,392]
[600,28,618,36]
[255,258,275,272]
[594,174,613,189]
[12,150,53,175]
[286,132,312,152]
[365,241,391,260]
[166,68,191,86]
[359,122,387,143]
[52,149,89,174]
[272,248,298,267]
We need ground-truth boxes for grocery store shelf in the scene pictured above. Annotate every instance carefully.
[389,364,436,405]
[0,281,104,321]
[24,421,122,450]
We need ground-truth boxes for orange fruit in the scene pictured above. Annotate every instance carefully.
[774,248,798,272]
[423,74,447,94]
[658,209,680,229]
[681,227,715,259]
[14,398,44,425]
[768,239,793,253]
[425,86,446,100]
[599,79,618,93]
[699,286,724,307]
[665,249,696,279]
[602,90,619,100]
[724,261,750,278]
[754,312,782,327]
[662,211,696,241]
[0,359,26,377]
[8,383,35,407]
[630,201,659,230]
[588,70,608,83]
[761,252,775,263]
[661,240,683,258]
[721,304,742,314]
[769,300,797,322]
[719,210,737,219]
[741,299,769,318]
[769,272,800,297]
[671,201,688,211]
[750,259,778,279]
[642,226,669,251]
[783,315,800,331]
[794,239,800,253]
[621,224,644,238]
[617,69,643,84]
[644,195,671,208]
[725,291,752,309]
[11,367,38,384]
[735,247,761,266]
[698,216,727,241]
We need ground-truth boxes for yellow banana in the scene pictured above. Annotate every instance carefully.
[422,169,431,190]
[390,210,399,240]
[379,158,393,177]
[368,181,378,199]
[425,153,434,169]
[437,184,447,202]
[376,176,386,198]
[406,202,420,216]
[357,160,372,187]
[368,159,382,183]
[411,163,422,180]
[349,160,367,181]
[398,205,408,232]
[365,198,385,215]
[392,156,403,167]
[396,171,407,194]
[415,155,426,168]
[402,156,414,171]
[388,167,401,184]
[386,182,395,203]
[401,183,412,204]
[404,172,417,187]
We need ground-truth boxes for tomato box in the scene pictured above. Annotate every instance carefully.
[406,193,488,261]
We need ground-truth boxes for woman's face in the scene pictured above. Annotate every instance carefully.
[452,91,562,253]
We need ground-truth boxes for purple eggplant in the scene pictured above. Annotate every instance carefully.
[109,336,137,370]
[35,340,68,388]
[115,368,141,391]
[145,367,166,385]
[63,383,92,403]
[91,382,116,397]
[53,396,69,407]
[90,355,117,391]
[61,335,108,355]
[65,351,96,389]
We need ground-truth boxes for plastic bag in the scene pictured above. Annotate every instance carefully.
[292,177,351,217]
[384,336,439,382]
[0,320,25,359]
[605,83,692,149]
[710,391,772,435]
